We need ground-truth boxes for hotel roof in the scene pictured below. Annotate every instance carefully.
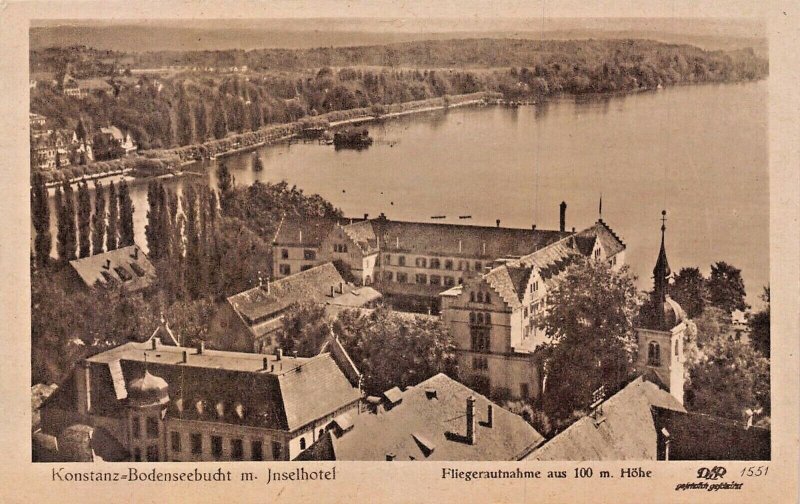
[69,244,156,292]
[297,373,544,461]
[525,377,685,461]
[79,338,362,432]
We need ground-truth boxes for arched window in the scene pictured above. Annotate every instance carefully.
[648,341,661,367]
[476,313,484,325]
[469,312,476,324]
[300,437,306,450]
[477,292,484,303]
[485,293,491,304]
[484,312,491,324]
[470,292,475,302]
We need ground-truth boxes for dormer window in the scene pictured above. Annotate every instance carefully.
[130,262,146,277]
[114,266,133,282]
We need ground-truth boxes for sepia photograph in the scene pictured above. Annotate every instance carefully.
[24,9,776,467]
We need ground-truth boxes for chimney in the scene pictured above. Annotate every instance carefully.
[151,337,158,350]
[275,348,283,361]
[292,350,298,358]
[263,357,269,370]
[330,285,335,297]
[182,350,188,363]
[364,213,369,220]
[130,247,139,260]
[486,404,493,428]
[103,259,111,270]
[559,201,567,232]
[466,395,476,445]
[572,227,576,233]
[197,340,205,355]
[532,224,536,231]
[385,453,396,461]
[496,219,500,228]
[339,282,344,293]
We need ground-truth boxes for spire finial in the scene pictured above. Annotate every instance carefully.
[661,209,667,233]
[599,193,603,218]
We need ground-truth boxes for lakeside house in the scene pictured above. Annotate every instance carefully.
[37,328,363,462]
[98,126,138,155]
[296,373,544,461]
[207,262,381,354]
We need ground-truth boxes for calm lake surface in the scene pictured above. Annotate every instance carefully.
[43,81,768,304]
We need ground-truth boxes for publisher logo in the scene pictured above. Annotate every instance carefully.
[697,467,727,480]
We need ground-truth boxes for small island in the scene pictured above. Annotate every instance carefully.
[333,128,373,150]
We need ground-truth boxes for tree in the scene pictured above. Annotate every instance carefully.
[216,162,235,212]
[76,118,88,142]
[118,180,135,247]
[77,181,92,258]
[749,287,770,358]
[91,181,106,255]
[194,103,209,141]
[671,267,707,318]
[332,306,458,396]
[106,181,119,251]
[706,261,749,314]
[31,172,52,268]
[182,184,201,298]
[537,259,641,425]
[276,303,330,357]
[211,98,228,139]
[176,94,194,146]
[686,306,770,419]
[145,180,164,259]
[56,181,77,262]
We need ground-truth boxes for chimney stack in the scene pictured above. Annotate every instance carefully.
[182,350,188,363]
[466,395,476,445]
[339,282,344,293]
[263,357,269,370]
[364,213,369,220]
[330,285,335,297]
[197,340,205,355]
[496,219,500,228]
[275,348,283,361]
[532,224,536,231]
[151,337,158,350]
[560,201,567,232]
[385,453,396,461]
[486,404,493,428]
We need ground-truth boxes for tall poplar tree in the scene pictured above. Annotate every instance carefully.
[182,184,201,298]
[77,181,92,258]
[57,181,77,261]
[212,98,228,139]
[194,103,209,141]
[118,180,135,247]
[176,94,194,146]
[91,181,106,255]
[106,181,119,251]
[31,172,52,268]
[145,180,163,259]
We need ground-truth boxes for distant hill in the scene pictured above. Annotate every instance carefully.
[30,17,766,55]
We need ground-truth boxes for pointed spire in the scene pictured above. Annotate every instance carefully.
[653,210,671,280]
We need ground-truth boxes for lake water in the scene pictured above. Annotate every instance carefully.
[41,81,769,305]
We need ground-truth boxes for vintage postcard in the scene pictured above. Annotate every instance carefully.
[0,0,798,502]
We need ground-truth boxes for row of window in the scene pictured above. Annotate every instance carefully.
[279,249,317,261]
[169,431,280,461]
[469,291,492,304]
[278,263,314,276]
[646,339,680,367]
[469,312,492,325]
[384,254,483,272]
[333,244,348,253]
[382,270,460,287]
[132,445,159,462]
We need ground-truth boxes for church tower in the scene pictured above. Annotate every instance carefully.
[635,211,687,404]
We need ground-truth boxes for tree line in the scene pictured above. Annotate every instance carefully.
[31,173,134,267]
[30,39,767,153]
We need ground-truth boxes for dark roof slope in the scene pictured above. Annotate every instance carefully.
[273,216,349,247]
[69,244,156,291]
[373,219,569,258]
[526,377,685,461]
[77,340,360,432]
[227,262,347,324]
[300,373,543,461]
[342,219,379,255]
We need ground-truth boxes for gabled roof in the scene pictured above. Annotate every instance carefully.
[69,245,156,292]
[298,373,543,461]
[372,218,569,258]
[68,340,361,433]
[227,262,347,324]
[341,220,379,255]
[273,216,348,247]
[525,377,685,461]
